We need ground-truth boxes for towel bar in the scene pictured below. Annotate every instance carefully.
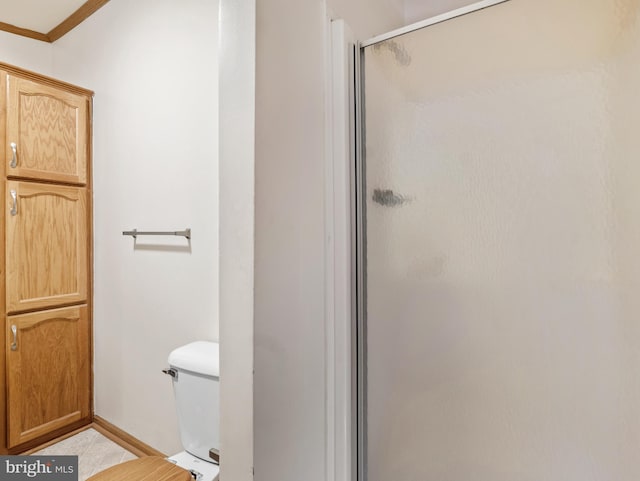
[122,229,191,239]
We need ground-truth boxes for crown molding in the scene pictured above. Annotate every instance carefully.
[0,20,50,42]
[0,0,110,43]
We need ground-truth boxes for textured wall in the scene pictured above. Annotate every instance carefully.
[51,0,219,455]
[0,31,52,74]
[403,0,483,24]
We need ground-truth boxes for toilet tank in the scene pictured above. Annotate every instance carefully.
[168,341,219,462]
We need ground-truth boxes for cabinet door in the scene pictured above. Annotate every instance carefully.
[5,75,88,184]
[6,181,88,313]
[6,305,90,447]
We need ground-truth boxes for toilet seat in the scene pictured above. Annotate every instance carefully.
[86,456,193,481]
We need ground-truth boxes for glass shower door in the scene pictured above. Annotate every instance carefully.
[361,0,640,479]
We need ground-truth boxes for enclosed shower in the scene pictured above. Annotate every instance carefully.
[357,0,640,479]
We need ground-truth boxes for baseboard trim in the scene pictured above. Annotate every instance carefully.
[92,416,166,458]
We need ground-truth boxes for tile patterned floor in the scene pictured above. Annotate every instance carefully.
[33,428,137,481]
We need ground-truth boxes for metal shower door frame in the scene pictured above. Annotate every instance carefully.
[353,1,513,480]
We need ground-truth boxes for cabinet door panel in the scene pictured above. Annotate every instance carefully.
[6,305,90,447]
[6,181,88,313]
[6,75,87,184]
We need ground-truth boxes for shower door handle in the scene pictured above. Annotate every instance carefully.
[372,188,411,207]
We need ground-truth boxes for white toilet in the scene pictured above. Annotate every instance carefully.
[165,341,221,481]
[87,341,221,481]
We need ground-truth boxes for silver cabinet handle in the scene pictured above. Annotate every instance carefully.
[10,190,17,216]
[11,325,17,351]
[10,142,17,168]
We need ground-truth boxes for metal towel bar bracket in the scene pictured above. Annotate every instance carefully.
[122,228,191,240]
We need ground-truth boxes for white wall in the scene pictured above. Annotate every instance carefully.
[218,0,255,480]
[0,30,52,74]
[50,0,219,455]
[253,1,403,481]
[328,0,404,40]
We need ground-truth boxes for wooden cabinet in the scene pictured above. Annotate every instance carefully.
[6,305,90,447]
[5,75,88,185]
[5,181,88,313]
[0,62,92,452]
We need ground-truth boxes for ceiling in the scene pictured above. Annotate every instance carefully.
[0,0,109,42]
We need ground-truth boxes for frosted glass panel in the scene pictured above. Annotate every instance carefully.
[363,0,640,480]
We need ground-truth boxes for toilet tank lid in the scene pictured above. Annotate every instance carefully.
[168,341,219,377]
